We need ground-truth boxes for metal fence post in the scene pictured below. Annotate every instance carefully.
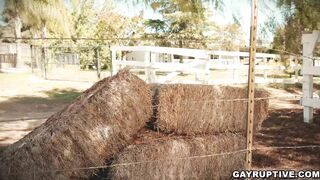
[95,47,101,79]
[41,47,47,79]
[245,0,258,170]
[31,45,34,73]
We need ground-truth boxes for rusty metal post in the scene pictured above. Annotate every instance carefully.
[245,0,258,170]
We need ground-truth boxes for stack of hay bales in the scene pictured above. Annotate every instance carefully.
[107,84,269,179]
[0,70,152,180]
[0,72,269,180]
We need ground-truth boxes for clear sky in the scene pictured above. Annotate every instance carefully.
[0,0,284,44]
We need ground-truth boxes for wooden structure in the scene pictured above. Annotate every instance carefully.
[0,54,17,68]
[301,31,320,123]
[111,46,297,84]
[0,43,31,69]
[111,46,210,83]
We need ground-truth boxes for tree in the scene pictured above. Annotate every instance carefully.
[146,0,208,48]
[143,0,245,51]
[4,0,70,37]
[272,0,320,54]
[3,0,25,67]
[212,23,245,51]
[61,0,145,70]
[3,0,70,69]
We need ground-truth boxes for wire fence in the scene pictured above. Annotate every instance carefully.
[0,94,302,123]
[5,145,320,179]
[1,37,319,179]
[1,36,318,83]
[0,89,318,179]
[1,36,318,59]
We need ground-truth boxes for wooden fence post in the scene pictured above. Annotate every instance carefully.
[301,31,320,123]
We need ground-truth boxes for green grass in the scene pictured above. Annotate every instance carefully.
[0,89,82,107]
[43,88,82,102]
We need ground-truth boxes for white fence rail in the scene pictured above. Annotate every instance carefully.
[111,46,299,84]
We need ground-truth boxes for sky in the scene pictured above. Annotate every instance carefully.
[0,0,4,25]
[0,0,284,44]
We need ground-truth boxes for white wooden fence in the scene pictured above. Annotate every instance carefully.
[300,31,320,123]
[111,46,298,84]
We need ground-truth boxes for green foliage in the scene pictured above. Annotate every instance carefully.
[52,0,146,70]
[150,0,207,39]
[272,0,320,55]
[277,0,320,30]
[3,0,245,69]
[143,0,243,50]
[3,0,70,37]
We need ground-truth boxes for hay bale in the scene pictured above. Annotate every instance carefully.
[108,130,246,180]
[0,70,152,180]
[154,84,269,135]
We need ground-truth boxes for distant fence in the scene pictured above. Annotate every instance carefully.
[0,54,16,64]
[0,43,31,69]
[54,53,80,66]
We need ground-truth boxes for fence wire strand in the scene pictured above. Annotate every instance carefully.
[1,36,318,178]
[0,94,302,123]
[0,36,318,60]
[7,145,320,177]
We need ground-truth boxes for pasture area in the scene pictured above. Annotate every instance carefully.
[0,71,319,170]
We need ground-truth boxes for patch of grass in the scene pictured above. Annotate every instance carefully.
[268,83,285,89]
[267,74,291,79]
[1,89,81,105]
[268,83,302,91]
[43,88,82,102]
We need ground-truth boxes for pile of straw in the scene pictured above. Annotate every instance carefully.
[108,129,246,180]
[154,84,269,135]
[0,70,152,180]
[0,71,270,179]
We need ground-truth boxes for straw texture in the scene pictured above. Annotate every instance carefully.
[0,70,152,180]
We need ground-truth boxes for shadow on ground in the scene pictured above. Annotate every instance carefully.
[253,109,320,169]
[0,88,81,118]
[0,88,82,147]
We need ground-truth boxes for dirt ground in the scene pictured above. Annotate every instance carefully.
[253,108,320,170]
[0,72,92,147]
[0,71,319,170]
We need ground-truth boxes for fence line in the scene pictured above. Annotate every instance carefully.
[0,94,302,123]
[6,145,320,177]
[0,36,318,60]
[253,145,320,151]
[0,92,315,177]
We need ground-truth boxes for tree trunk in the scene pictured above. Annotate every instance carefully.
[179,40,183,63]
[33,33,41,69]
[14,16,22,68]
[41,25,48,79]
